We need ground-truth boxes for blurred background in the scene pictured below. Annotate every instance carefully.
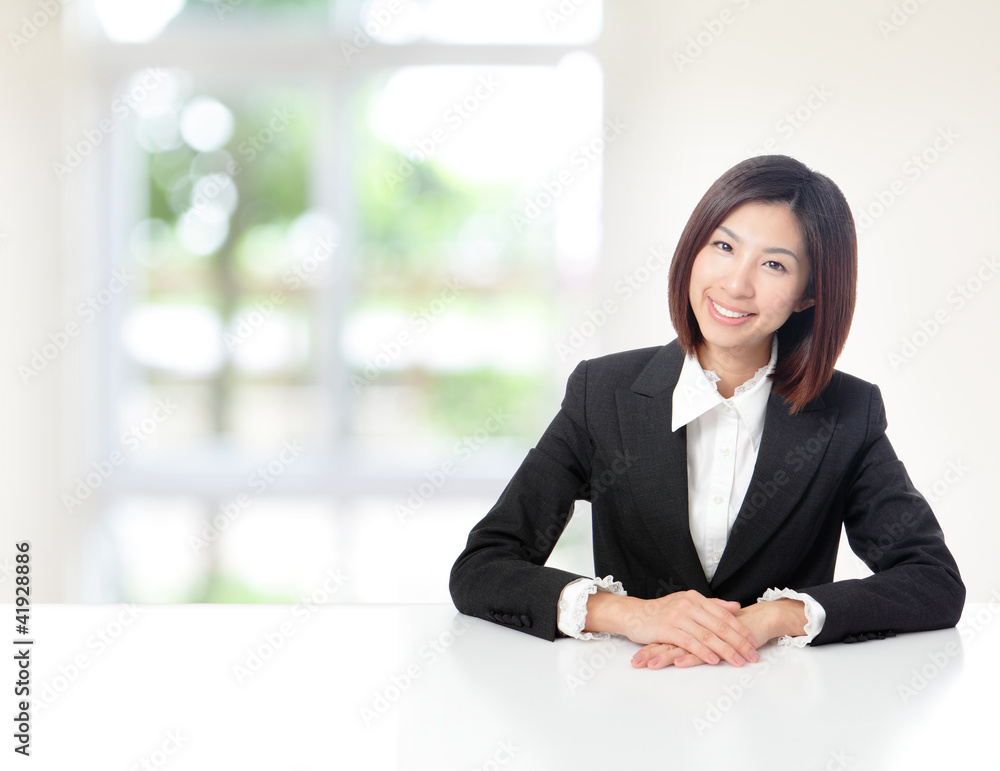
[1,0,997,606]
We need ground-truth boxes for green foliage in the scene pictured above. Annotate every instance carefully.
[424,369,546,438]
[186,0,330,18]
[197,572,301,603]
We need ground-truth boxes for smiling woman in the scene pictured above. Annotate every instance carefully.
[669,155,858,412]
[687,202,814,397]
[450,154,965,671]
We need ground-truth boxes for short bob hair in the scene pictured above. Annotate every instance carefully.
[668,155,857,413]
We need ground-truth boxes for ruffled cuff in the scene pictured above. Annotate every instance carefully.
[557,576,627,640]
[757,588,826,648]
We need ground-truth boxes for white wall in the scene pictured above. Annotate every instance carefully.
[597,0,999,600]
[0,0,94,601]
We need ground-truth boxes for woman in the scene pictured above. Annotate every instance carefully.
[449,155,964,670]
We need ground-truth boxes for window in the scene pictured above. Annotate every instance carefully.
[77,0,605,602]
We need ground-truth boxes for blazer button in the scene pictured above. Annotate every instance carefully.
[520,615,531,627]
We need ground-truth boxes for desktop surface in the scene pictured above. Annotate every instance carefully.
[14,601,998,769]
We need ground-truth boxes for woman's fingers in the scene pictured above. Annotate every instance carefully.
[622,591,760,667]
[696,595,760,648]
[668,594,759,666]
[631,643,708,669]
[631,643,687,669]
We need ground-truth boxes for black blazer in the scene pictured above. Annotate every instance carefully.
[450,340,965,645]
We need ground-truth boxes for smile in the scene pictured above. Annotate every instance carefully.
[710,299,753,318]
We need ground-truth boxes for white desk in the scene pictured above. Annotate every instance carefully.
[8,602,998,769]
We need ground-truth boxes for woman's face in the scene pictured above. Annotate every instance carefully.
[688,201,814,367]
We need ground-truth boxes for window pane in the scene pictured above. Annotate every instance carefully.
[208,498,340,601]
[92,0,332,42]
[89,0,602,44]
[364,0,603,45]
[120,71,331,456]
[102,496,340,602]
[349,56,603,449]
[103,497,209,601]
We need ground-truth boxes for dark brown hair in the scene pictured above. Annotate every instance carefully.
[668,155,857,412]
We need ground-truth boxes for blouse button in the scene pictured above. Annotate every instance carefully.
[713,495,723,505]
[720,447,730,457]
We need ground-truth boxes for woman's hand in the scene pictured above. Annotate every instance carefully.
[586,590,760,667]
[630,599,807,669]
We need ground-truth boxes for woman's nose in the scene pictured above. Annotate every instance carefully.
[723,257,754,297]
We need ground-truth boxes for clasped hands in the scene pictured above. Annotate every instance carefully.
[583,589,807,670]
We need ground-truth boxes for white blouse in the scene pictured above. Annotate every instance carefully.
[556,338,825,647]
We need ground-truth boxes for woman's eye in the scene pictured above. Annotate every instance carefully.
[764,260,787,272]
[713,241,733,252]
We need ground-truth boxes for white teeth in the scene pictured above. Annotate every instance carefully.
[712,300,751,318]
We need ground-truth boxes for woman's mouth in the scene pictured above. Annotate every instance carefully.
[710,298,754,319]
[706,297,756,325]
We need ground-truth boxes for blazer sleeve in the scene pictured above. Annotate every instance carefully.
[449,360,595,641]
[800,384,965,644]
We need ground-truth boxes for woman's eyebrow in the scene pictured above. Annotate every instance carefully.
[716,224,801,263]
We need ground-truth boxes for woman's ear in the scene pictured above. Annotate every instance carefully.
[794,296,816,312]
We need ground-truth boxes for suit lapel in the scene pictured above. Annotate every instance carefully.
[616,342,711,594]
[710,393,839,589]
